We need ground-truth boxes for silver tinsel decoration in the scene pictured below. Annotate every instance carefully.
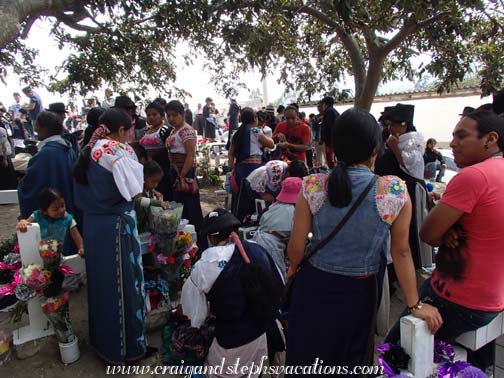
[15,284,36,301]
[3,253,21,266]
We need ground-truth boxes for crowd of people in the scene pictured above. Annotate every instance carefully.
[1,85,504,376]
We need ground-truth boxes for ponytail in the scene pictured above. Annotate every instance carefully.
[327,162,352,207]
[73,146,91,185]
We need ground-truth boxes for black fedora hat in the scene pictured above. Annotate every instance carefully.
[200,208,241,238]
[493,90,504,115]
[387,103,415,126]
[112,96,136,109]
[459,106,475,116]
[46,102,68,114]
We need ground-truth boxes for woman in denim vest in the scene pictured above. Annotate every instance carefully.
[285,108,441,374]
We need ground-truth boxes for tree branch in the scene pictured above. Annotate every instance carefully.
[381,12,450,56]
[285,5,367,99]
[20,15,38,39]
[416,12,451,29]
[55,13,100,33]
[480,9,504,34]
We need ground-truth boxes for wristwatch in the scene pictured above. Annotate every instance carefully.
[409,300,423,313]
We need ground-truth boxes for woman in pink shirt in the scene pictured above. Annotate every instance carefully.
[386,110,504,369]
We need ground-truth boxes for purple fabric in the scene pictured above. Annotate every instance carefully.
[438,361,471,378]
[434,339,456,363]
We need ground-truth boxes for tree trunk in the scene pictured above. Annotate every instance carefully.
[353,56,385,111]
[0,2,23,48]
[0,0,84,49]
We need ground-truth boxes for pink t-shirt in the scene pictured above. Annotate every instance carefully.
[431,157,504,311]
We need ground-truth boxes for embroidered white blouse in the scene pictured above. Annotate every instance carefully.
[398,131,425,180]
[91,139,144,201]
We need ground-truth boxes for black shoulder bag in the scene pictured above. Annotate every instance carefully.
[282,175,378,311]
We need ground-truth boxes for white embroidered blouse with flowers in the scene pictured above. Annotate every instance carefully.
[91,139,144,201]
[165,125,197,154]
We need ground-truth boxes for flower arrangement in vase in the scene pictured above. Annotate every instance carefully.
[148,230,198,300]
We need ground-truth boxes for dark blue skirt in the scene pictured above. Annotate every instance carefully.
[285,263,377,376]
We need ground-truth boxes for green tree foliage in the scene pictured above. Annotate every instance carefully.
[1,0,503,108]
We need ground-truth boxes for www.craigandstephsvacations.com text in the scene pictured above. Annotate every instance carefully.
[105,356,384,376]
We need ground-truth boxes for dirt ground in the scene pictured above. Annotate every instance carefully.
[0,187,407,378]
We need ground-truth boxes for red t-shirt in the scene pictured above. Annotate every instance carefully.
[273,121,312,161]
[431,158,504,311]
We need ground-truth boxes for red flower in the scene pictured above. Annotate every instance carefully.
[167,256,176,264]
[189,247,197,258]
[92,149,103,161]
[103,147,114,155]
[183,259,192,268]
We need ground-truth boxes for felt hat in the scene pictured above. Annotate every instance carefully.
[459,106,475,116]
[86,107,106,127]
[276,177,302,204]
[113,96,136,109]
[200,208,241,237]
[492,90,504,115]
[46,102,68,114]
[387,103,415,126]
[379,106,395,122]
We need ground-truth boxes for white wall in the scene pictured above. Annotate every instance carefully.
[300,94,493,144]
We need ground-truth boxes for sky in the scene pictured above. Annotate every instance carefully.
[1,19,288,112]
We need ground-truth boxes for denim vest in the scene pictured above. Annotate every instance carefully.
[308,167,390,276]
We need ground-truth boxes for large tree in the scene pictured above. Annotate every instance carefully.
[1,0,503,109]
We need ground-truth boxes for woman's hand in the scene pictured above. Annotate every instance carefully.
[16,219,31,232]
[276,133,286,143]
[78,247,85,257]
[386,134,399,151]
[161,201,169,210]
[411,303,443,334]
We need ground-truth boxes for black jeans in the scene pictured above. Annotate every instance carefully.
[385,278,500,369]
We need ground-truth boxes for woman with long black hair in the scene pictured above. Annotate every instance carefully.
[286,108,440,374]
[228,107,274,217]
[73,108,154,363]
[139,101,173,200]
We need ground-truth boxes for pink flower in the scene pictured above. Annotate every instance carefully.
[92,149,103,161]
[108,140,120,147]
[13,244,20,253]
[103,147,114,155]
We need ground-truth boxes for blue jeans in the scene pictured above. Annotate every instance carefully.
[385,278,500,369]
[425,161,445,182]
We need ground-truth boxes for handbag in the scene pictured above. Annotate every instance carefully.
[169,151,199,194]
[174,176,198,194]
[282,175,378,310]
